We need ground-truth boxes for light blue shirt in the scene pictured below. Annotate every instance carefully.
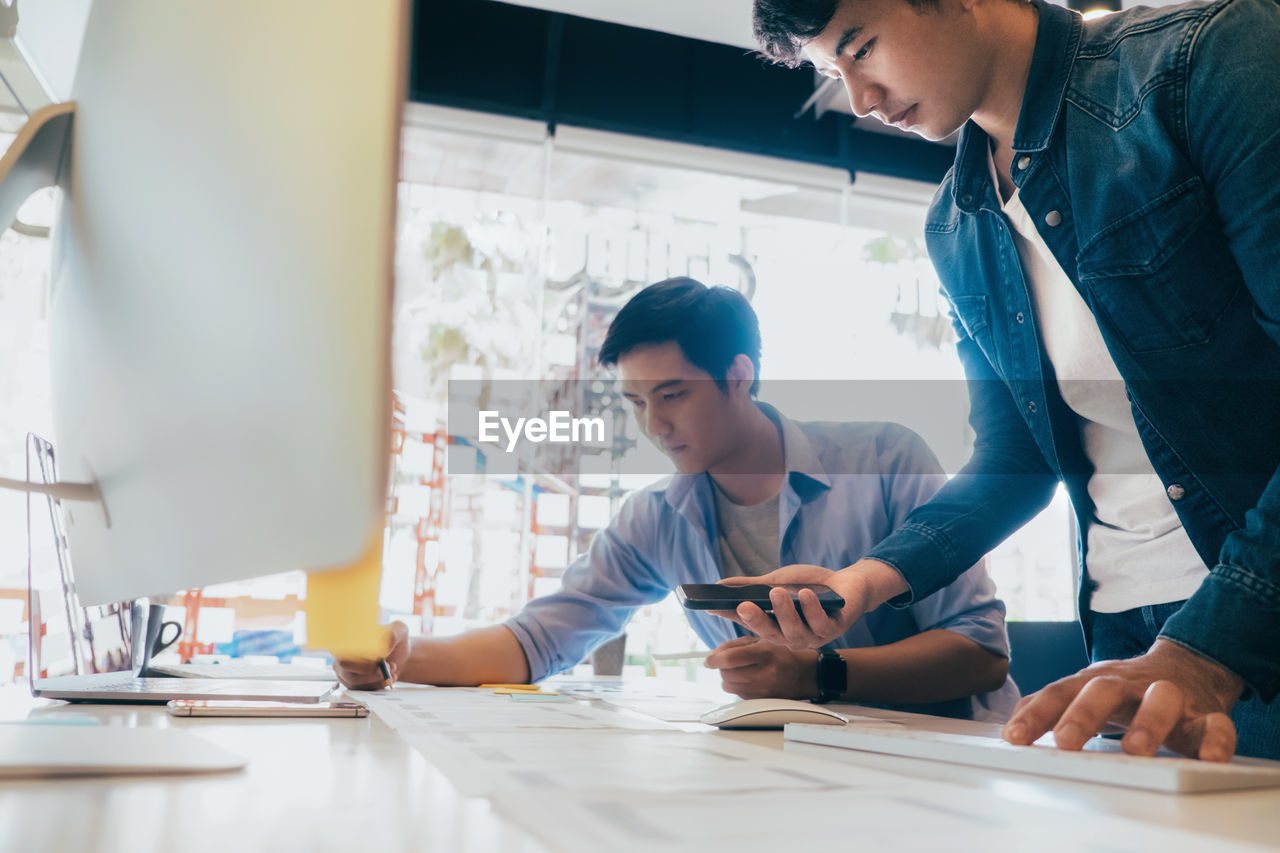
[505,404,1019,720]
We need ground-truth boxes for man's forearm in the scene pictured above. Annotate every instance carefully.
[865,335,1059,603]
[398,624,531,686]
[864,466,1057,605]
[837,629,1008,705]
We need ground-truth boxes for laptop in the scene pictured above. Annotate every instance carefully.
[24,434,337,704]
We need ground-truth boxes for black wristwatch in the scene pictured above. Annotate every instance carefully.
[814,647,847,703]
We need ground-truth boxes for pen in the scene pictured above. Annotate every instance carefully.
[377,658,393,689]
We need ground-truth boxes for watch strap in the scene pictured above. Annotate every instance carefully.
[814,647,847,703]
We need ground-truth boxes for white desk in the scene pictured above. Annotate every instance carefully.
[1,685,1277,852]
[0,687,544,853]
[766,706,1280,847]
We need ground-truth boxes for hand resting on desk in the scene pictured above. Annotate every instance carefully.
[334,621,410,690]
[704,636,819,700]
[1003,638,1244,762]
[333,622,532,689]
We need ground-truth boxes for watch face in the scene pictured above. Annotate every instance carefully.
[817,649,847,701]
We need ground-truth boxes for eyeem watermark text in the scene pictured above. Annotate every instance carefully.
[478,410,606,453]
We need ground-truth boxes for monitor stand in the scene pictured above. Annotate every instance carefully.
[0,104,105,515]
[0,101,73,238]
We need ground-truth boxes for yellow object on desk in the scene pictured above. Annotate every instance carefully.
[492,688,559,696]
[479,684,541,691]
[304,531,387,660]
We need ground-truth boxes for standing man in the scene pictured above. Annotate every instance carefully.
[337,277,1018,720]
[737,0,1280,759]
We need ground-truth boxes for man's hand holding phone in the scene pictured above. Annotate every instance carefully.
[708,560,910,648]
[676,582,846,614]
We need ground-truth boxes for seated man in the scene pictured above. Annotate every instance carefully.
[337,277,1018,719]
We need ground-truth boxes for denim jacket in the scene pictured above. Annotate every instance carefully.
[866,0,1280,701]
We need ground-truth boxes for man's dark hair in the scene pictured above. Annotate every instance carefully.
[753,0,939,68]
[598,277,762,397]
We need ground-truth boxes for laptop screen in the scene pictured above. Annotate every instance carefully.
[25,434,140,684]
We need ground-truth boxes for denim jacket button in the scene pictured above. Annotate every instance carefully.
[1016,312,1025,324]
[1017,156,1031,170]
[1167,484,1186,501]
[1044,210,1063,227]
[1026,401,1038,414]
[961,193,974,205]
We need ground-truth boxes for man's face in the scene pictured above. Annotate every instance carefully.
[802,0,990,142]
[617,342,748,476]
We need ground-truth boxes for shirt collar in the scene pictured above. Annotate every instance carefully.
[951,0,1082,214]
[1013,0,1082,152]
[662,402,831,512]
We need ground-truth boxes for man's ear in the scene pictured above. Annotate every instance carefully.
[726,353,756,395]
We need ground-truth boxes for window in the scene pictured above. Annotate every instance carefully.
[388,109,1076,673]
[0,109,1079,684]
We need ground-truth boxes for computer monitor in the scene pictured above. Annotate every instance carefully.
[2,1,408,606]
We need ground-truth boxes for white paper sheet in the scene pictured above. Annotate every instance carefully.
[494,782,1267,853]
[545,675,735,722]
[359,685,671,732]
[395,726,913,798]
[358,684,1264,853]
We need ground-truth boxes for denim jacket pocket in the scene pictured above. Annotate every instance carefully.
[949,294,992,343]
[1075,177,1242,354]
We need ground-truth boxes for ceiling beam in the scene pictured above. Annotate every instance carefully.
[410,0,954,185]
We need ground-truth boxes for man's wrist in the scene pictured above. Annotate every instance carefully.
[839,558,910,611]
[796,649,820,699]
[1151,637,1246,707]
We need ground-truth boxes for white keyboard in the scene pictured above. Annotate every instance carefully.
[785,723,1280,794]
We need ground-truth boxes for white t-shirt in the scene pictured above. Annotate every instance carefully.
[990,151,1207,612]
[712,480,781,578]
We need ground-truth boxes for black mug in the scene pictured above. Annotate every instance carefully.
[145,604,183,661]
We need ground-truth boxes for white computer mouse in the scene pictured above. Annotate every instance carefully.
[699,698,850,730]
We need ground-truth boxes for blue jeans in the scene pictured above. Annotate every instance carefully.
[1091,603,1280,760]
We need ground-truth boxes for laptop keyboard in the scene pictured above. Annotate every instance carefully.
[148,663,336,681]
[77,678,234,693]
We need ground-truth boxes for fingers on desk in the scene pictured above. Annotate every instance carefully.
[1176,712,1237,763]
[334,660,391,691]
[1002,673,1238,762]
[1004,672,1127,748]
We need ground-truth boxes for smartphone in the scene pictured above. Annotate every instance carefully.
[675,583,845,614]
[167,700,369,718]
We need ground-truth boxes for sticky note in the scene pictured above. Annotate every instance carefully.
[304,531,387,660]
[480,683,541,691]
[508,693,573,703]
